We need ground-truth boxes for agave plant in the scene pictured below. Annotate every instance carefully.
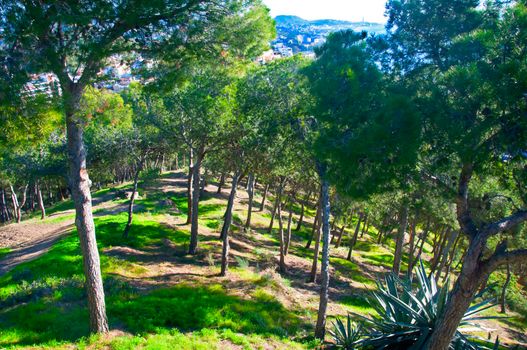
[329,314,362,349]
[331,261,502,350]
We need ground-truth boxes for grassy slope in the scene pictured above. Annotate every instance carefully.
[0,172,525,349]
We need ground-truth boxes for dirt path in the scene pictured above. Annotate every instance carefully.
[0,219,74,275]
[0,193,126,276]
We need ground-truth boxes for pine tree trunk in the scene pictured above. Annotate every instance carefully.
[123,160,142,238]
[244,173,255,231]
[306,203,321,249]
[295,190,311,231]
[186,149,194,225]
[314,177,331,340]
[276,180,286,274]
[217,172,225,194]
[65,87,108,333]
[259,183,269,211]
[36,181,46,220]
[309,219,322,283]
[431,227,452,274]
[500,263,511,314]
[392,204,408,275]
[360,214,369,238]
[268,191,279,233]
[188,150,203,255]
[285,198,294,255]
[424,238,488,350]
[347,212,363,260]
[220,172,240,276]
[434,229,459,281]
[0,188,6,222]
[335,225,346,248]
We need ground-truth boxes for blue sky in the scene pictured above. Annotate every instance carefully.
[262,0,388,23]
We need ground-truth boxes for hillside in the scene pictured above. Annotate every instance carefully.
[0,172,525,349]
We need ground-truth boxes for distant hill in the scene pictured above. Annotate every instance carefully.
[274,15,309,26]
[274,15,381,28]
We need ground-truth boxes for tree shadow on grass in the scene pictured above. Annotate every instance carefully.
[0,283,308,347]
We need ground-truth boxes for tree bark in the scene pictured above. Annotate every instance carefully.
[392,203,408,275]
[295,190,311,231]
[123,160,143,238]
[65,86,108,333]
[431,226,452,274]
[276,179,286,274]
[244,173,255,231]
[500,263,511,314]
[360,214,369,238]
[220,172,241,276]
[188,149,204,255]
[259,183,269,212]
[309,194,323,283]
[285,202,294,255]
[217,172,225,194]
[268,189,279,233]
[423,238,488,350]
[314,177,331,340]
[36,181,46,220]
[347,212,363,260]
[406,212,418,277]
[306,202,321,249]
[0,188,9,222]
[434,229,459,281]
[186,148,194,225]
[335,225,346,248]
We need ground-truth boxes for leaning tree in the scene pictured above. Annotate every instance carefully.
[383,1,527,349]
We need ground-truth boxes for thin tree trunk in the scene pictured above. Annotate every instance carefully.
[392,203,409,275]
[268,190,279,233]
[295,190,311,231]
[306,202,321,249]
[244,173,255,231]
[0,189,6,222]
[188,150,203,255]
[276,179,286,274]
[414,218,431,265]
[347,212,364,260]
[186,149,194,225]
[360,214,369,238]
[406,213,419,278]
[259,183,269,211]
[314,177,331,340]
[65,89,108,333]
[431,227,452,274]
[220,172,241,276]
[335,225,346,248]
[36,181,46,220]
[309,222,322,283]
[434,229,459,281]
[285,202,294,255]
[217,172,225,194]
[500,263,511,314]
[123,160,143,238]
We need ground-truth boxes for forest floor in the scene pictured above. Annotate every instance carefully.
[0,171,526,349]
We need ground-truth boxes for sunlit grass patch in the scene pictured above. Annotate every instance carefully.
[109,284,306,337]
[0,248,11,259]
[339,295,376,315]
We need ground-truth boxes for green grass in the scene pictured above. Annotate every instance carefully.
[0,200,313,348]
[339,295,376,315]
[0,248,11,259]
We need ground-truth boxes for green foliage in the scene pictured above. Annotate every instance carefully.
[329,314,362,350]
[305,30,421,198]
